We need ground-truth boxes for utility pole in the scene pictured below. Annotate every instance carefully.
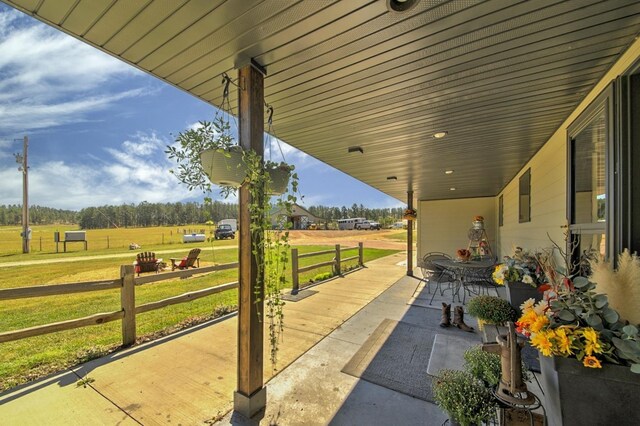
[14,136,29,253]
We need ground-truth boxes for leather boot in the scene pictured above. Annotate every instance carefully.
[453,306,474,332]
[439,303,451,328]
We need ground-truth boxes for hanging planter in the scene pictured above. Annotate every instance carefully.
[199,146,247,188]
[403,208,417,220]
[167,75,300,368]
[265,163,292,195]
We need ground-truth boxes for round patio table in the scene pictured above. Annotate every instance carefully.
[432,258,496,303]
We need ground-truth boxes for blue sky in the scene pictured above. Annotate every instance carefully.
[0,5,403,211]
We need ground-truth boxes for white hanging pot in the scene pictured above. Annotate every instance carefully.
[266,164,291,196]
[199,146,248,188]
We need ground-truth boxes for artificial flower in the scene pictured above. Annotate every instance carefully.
[582,328,603,355]
[583,355,602,368]
[531,330,554,356]
[530,314,550,333]
[554,328,573,355]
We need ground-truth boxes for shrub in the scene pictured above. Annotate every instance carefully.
[467,295,516,325]
[310,272,333,283]
[463,345,531,387]
[432,369,497,426]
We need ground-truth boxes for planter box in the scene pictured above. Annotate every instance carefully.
[505,281,541,315]
[539,354,640,426]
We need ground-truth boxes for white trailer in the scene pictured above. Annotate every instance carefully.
[337,217,366,230]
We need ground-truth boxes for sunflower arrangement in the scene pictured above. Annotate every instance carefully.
[492,248,545,287]
[516,276,640,372]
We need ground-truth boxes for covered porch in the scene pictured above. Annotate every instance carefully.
[2,0,640,423]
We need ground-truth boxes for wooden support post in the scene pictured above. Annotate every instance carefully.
[358,242,364,266]
[335,244,341,275]
[291,248,299,294]
[120,264,136,346]
[407,190,414,276]
[235,60,267,418]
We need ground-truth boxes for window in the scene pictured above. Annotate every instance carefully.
[519,169,531,223]
[568,85,613,267]
[499,195,504,227]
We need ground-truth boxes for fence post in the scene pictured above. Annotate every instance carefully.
[107,236,110,249]
[291,248,299,294]
[120,265,136,346]
[335,244,341,276]
[358,242,364,266]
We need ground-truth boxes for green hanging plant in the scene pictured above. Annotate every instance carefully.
[166,92,298,368]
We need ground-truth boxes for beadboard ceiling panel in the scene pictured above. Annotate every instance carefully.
[3,0,640,202]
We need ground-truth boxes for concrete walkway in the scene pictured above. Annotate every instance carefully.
[217,265,485,425]
[1,253,418,425]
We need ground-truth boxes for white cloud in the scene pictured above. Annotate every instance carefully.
[0,132,210,210]
[266,136,309,166]
[0,8,146,136]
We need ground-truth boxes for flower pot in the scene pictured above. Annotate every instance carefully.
[266,165,290,195]
[200,147,247,187]
[505,281,542,315]
[539,354,640,426]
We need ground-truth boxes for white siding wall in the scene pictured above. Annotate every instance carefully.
[417,197,495,260]
[418,37,640,262]
[496,36,640,257]
[496,134,566,258]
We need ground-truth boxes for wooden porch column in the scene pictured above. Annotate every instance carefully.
[234,60,266,418]
[407,190,414,276]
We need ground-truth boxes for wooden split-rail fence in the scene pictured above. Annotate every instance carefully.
[0,242,365,345]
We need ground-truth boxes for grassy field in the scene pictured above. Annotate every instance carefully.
[0,224,223,259]
[0,224,399,391]
[381,229,416,242]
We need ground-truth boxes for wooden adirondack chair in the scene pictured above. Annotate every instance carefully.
[170,248,201,271]
[134,251,161,276]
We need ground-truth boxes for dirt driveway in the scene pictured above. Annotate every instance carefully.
[288,230,410,250]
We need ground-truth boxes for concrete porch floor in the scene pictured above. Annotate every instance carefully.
[1,251,501,425]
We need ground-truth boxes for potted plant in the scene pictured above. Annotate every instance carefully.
[456,248,471,262]
[167,116,293,197]
[432,369,497,426]
[492,247,546,314]
[403,208,417,220]
[516,274,640,426]
[467,295,517,330]
[167,110,298,367]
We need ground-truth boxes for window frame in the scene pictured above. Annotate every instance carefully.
[566,84,615,265]
[518,169,531,223]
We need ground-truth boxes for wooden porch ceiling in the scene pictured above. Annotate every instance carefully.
[4,0,640,202]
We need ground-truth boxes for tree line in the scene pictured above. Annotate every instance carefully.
[0,205,77,225]
[0,202,405,229]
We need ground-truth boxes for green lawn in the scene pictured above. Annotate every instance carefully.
[0,242,398,392]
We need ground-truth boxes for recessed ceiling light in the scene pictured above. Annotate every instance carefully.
[445,170,454,174]
[450,187,456,191]
[386,176,398,180]
[433,131,448,139]
[348,146,364,154]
